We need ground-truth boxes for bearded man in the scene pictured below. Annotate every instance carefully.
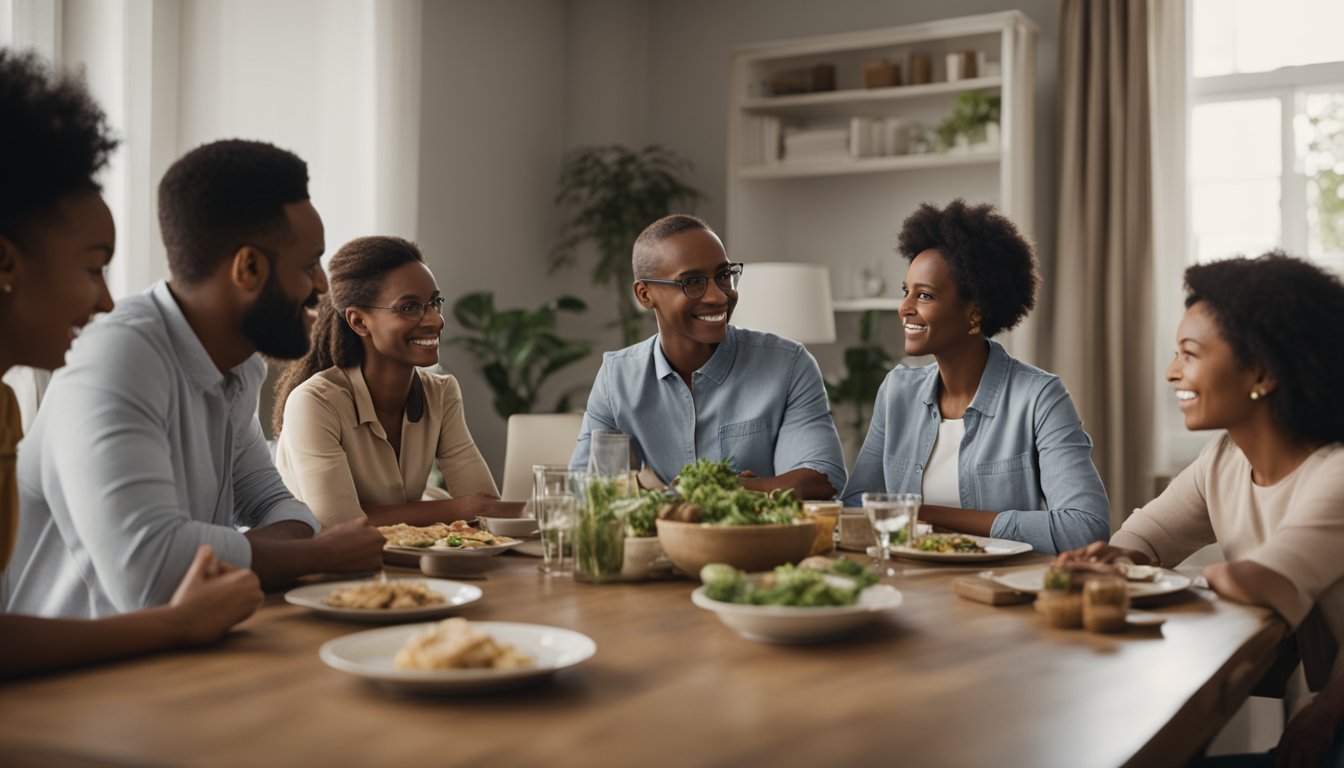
[4,140,384,618]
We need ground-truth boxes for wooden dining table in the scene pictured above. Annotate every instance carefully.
[0,551,1286,768]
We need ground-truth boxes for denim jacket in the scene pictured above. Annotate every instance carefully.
[841,339,1109,553]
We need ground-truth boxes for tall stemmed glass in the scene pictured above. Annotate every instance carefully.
[862,492,922,577]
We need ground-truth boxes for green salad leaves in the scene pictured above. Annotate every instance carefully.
[700,558,877,607]
[672,459,800,526]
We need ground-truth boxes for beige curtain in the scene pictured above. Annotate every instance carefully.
[1050,0,1155,528]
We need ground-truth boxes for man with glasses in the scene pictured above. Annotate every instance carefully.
[570,215,845,499]
[4,140,385,619]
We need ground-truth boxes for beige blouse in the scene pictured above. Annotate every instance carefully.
[1113,434,1344,682]
[275,366,498,525]
[1,382,21,571]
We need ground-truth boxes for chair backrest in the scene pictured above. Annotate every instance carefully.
[500,413,585,501]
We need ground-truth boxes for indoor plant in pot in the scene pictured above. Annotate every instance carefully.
[550,144,703,347]
[447,291,591,419]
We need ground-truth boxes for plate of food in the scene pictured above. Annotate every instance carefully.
[285,578,482,622]
[379,521,522,568]
[979,564,1194,601]
[319,618,596,693]
[690,557,903,643]
[889,533,1033,563]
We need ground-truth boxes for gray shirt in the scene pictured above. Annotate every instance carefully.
[2,281,319,618]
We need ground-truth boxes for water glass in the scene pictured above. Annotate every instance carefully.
[533,465,579,577]
[572,471,627,584]
[588,430,633,480]
[861,492,922,575]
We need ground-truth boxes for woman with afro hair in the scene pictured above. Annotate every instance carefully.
[0,49,261,678]
[841,199,1109,553]
[1058,253,1344,767]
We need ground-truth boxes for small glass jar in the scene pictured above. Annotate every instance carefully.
[802,501,842,556]
[1082,576,1130,633]
[1037,591,1083,629]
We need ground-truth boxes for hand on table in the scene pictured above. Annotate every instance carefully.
[316,518,386,573]
[168,545,263,646]
[1053,541,1155,568]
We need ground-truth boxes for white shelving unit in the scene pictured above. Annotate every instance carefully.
[726,11,1037,354]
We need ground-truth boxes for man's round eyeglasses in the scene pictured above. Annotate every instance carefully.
[355,296,446,321]
[640,263,744,299]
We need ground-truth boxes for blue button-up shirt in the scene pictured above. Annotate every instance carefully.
[841,339,1109,553]
[2,281,319,618]
[570,326,846,494]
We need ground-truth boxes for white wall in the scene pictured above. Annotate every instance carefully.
[418,0,599,476]
[419,0,1060,478]
[636,0,1059,379]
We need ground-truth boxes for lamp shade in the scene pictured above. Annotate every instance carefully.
[730,262,836,344]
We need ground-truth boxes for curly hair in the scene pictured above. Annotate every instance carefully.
[896,199,1039,338]
[272,235,425,435]
[1184,251,1344,444]
[632,214,713,278]
[0,49,118,247]
[157,139,309,285]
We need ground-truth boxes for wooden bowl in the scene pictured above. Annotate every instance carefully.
[655,519,816,578]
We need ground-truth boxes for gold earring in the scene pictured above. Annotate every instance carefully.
[968,323,980,335]
[1,283,11,294]
[1250,390,1261,400]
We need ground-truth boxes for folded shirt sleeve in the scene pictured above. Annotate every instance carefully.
[987,377,1111,553]
[773,346,847,495]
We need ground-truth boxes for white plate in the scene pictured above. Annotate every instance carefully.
[285,579,482,622]
[512,539,545,558]
[691,584,903,644]
[979,566,1194,601]
[383,540,521,567]
[319,621,596,693]
[889,535,1033,563]
[477,517,540,538]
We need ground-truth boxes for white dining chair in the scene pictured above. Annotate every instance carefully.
[499,413,584,501]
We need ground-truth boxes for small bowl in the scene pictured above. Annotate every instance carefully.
[478,517,539,538]
[691,582,903,643]
[655,519,815,577]
[419,551,492,579]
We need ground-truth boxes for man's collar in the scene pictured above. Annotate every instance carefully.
[151,281,226,393]
[652,325,738,384]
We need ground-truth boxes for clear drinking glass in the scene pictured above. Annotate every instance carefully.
[533,465,579,577]
[572,471,628,584]
[861,492,922,576]
[588,430,633,480]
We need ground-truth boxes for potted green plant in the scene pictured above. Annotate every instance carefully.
[825,310,896,454]
[936,90,1001,151]
[550,145,704,346]
[447,291,591,419]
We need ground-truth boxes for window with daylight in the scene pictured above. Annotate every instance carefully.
[1190,0,1344,274]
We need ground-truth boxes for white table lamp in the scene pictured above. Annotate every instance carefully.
[730,262,837,344]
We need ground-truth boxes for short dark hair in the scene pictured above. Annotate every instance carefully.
[1184,252,1344,444]
[0,49,118,246]
[632,214,713,278]
[896,199,1039,338]
[157,139,310,285]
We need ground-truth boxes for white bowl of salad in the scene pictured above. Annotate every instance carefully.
[690,558,902,643]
